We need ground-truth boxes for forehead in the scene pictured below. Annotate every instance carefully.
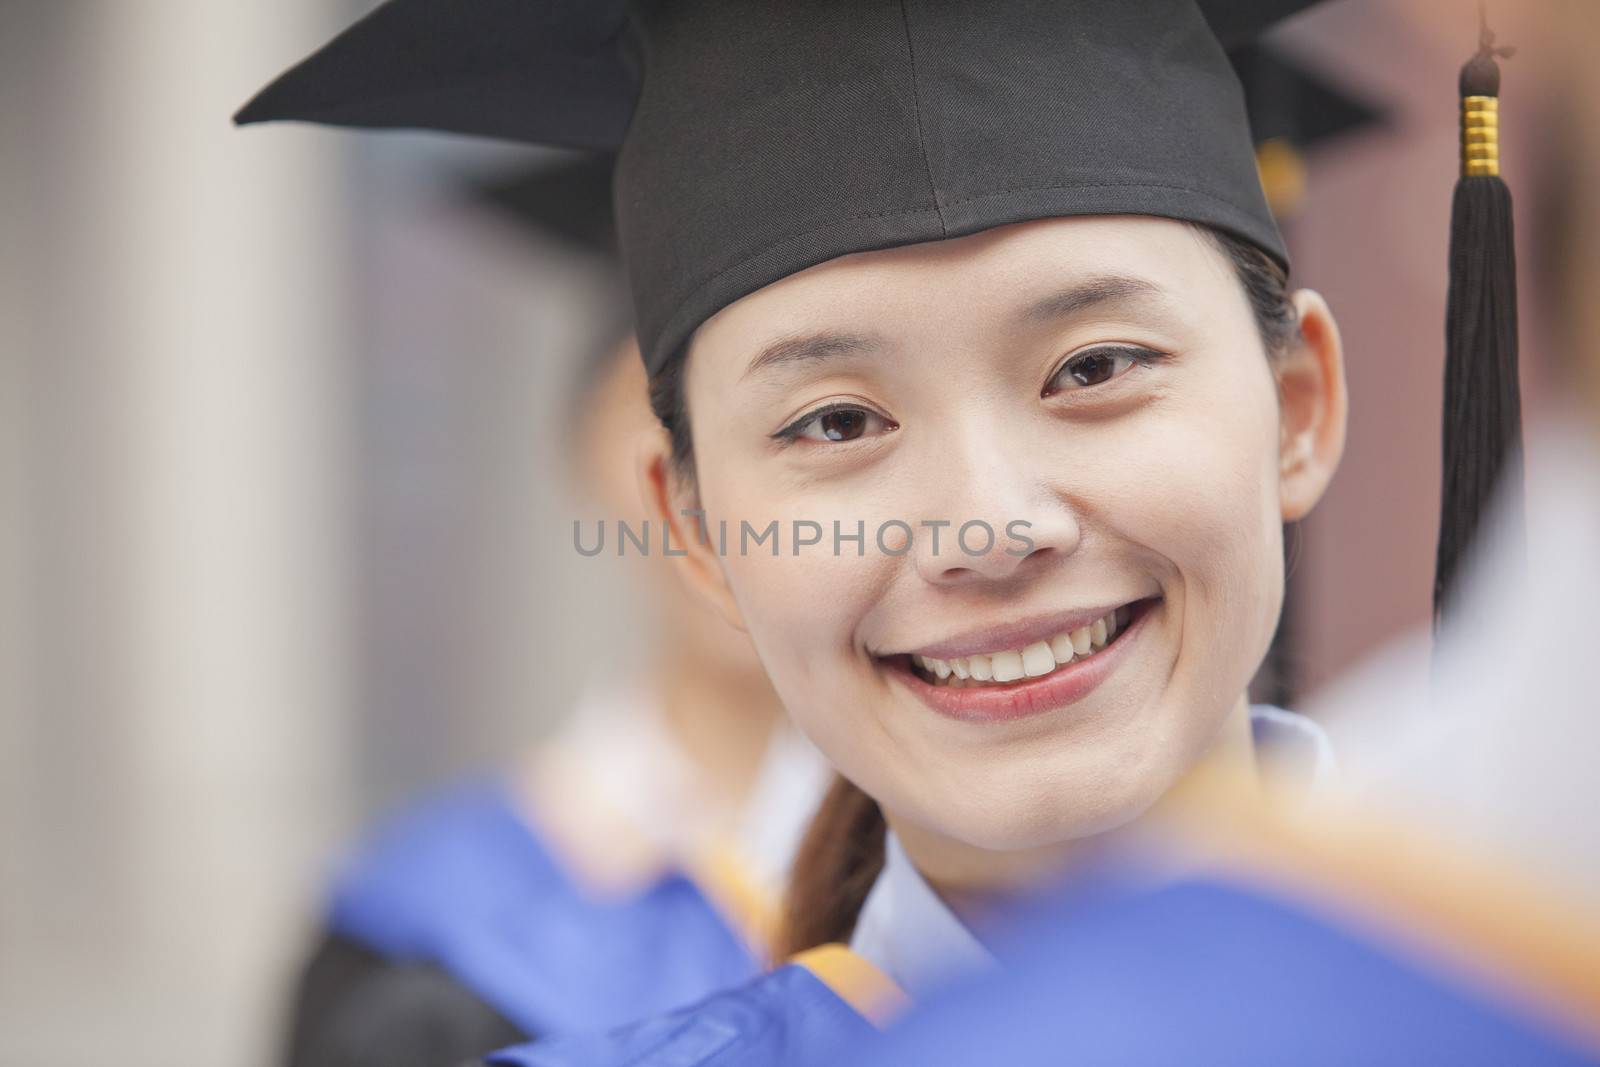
[692,216,1226,356]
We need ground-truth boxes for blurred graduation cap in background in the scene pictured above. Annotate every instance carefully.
[465,151,619,263]
[1232,42,1385,220]
[454,151,635,413]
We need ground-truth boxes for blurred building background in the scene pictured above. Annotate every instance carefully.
[0,2,1579,1065]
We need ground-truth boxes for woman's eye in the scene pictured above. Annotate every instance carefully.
[1043,345,1157,395]
[776,403,896,444]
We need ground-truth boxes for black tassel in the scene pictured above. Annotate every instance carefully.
[1434,14,1522,631]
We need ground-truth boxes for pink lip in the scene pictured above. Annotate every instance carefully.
[890,600,1147,662]
[884,598,1157,723]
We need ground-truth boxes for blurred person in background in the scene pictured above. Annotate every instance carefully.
[282,154,829,1067]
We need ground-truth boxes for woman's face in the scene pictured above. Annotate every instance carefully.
[671,216,1333,853]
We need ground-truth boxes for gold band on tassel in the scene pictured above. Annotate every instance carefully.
[1461,94,1500,177]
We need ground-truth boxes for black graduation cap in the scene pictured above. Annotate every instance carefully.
[456,46,1383,265]
[237,0,1323,380]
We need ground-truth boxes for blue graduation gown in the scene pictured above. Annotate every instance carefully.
[319,777,762,1039]
[828,867,1600,1066]
[482,944,905,1067]
[481,863,1598,1067]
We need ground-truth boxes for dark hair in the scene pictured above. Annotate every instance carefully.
[1196,225,1300,358]
[779,775,888,956]
[647,224,1302,954]
[648,335,696,477]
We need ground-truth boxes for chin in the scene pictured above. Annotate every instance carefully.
[923,751,1179,857]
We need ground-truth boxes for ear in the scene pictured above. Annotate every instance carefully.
[1276,289,1348,521]
[636,427,750,633]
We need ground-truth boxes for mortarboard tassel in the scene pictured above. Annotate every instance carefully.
[1434,10,1522,631]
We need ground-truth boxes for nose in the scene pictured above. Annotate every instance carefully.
[908,422,1082,588]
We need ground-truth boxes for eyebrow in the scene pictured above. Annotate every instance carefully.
[739,273,1172,383]
[1012,274,1168,328]
[741,330,882,382]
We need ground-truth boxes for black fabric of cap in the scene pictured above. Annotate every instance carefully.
[238,0,1321,377]
[236,0,634,149]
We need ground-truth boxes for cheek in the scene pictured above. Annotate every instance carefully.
[1121,361,1285,673]
[691,447,891,742]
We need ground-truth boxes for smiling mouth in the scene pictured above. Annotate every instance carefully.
[877,597,1159,721]
[902,599,1150,688]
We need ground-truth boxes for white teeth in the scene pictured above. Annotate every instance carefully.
[1021,641,1055,677]
[912,605,1136,687]
[990,650,1025,682]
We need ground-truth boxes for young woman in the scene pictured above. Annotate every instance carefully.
[241,0,1353,1062]
[698,210,1343,960]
